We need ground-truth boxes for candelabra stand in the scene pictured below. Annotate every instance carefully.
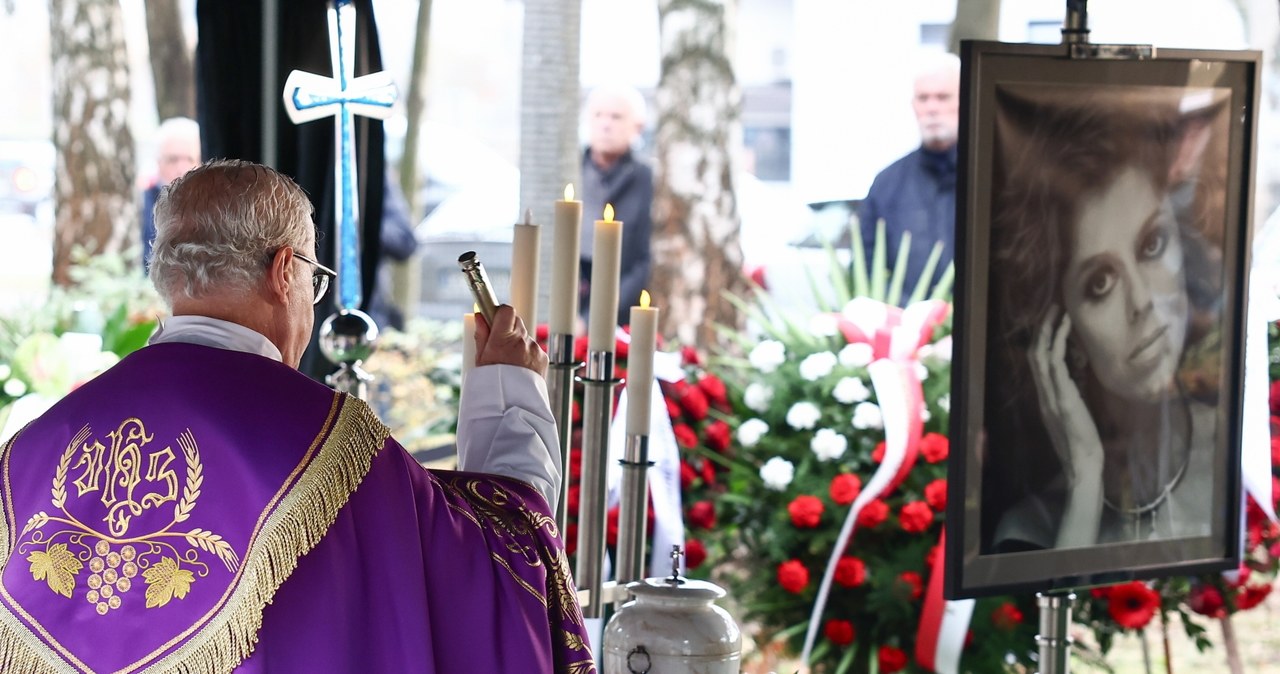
[613,433,652,592]
[576,349,619,619]
[1036,592,1075,674]
[546,333,579,529]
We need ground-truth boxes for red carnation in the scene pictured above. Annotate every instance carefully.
[684,538,707,569]
[697,373,729,407]
[872,441,886,463]
[829,473,862,506]
[857,500,889,529]
[897,571,923,601]
[899,501,935,534]
[920,432,949,463]
[834,556,867,588]
[673,424,699,449]
[924,543,942,569]
[680,460,697,490]
[606,505,620,546]
[680,385,710,421]
[1188,585,1225,617]
[681,345,702,367]
[1236,583,1272,611]
[665,395,683,420]
[704,420,731,452]
[572,399,582,424]
[567,484,581,515]
[789,495,824,528]
[878,645,908,674]
[700,459,717,487]
[565,523,578,556]
[1271,435,1280,468]
[535,323,549,342]
[924,479,948,512]
[991,602,1024,630]
[569,449,583,480]
[777,559,810,594]
[688,501,717,530]
[573,335,589,362]
[1107,581,1160,629]
[615,336,630,359]
[824,619,856,647]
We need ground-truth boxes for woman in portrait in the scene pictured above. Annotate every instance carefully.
[981,85,1230,552]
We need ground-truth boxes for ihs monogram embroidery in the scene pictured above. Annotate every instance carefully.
[16,419,240,615]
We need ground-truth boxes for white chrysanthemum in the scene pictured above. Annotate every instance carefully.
[760,456,795,491]
[0,364,9,380]
[737,418,769,448]
[938,394,951,413]
[786,401,822,430]
[798,351,837,381]
[749,340,787,374]
[832,376,870,405]
[744,383,774,412]
[852,401,883,430]
[810,428,848,462]
[808,313,840,338]
[838,342,874,369]
[3,378,27,398]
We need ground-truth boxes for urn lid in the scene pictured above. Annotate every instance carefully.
[626,576,727,603]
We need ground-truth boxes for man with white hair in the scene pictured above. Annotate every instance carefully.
[858,51,961,297]
[0,160,593,672]
[141,116,201,271]
[580,84,653,326]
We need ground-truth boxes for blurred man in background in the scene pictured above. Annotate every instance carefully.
[140,117,201,272]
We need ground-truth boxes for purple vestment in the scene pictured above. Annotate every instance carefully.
[0,343,595,673]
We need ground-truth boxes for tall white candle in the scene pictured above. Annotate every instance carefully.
[461,311,476,384]
[587,204,622,353]
[626,290,658,435]
[510,208,540,325]
[549,184,583,336]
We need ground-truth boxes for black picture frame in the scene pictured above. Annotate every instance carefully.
[945,41,1259,599]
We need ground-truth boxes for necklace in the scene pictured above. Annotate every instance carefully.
[1101,391,1193,538]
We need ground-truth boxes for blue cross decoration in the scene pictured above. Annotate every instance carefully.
[282,0,397,310]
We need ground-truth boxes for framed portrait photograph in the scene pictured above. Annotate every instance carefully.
[946,41,1259,599]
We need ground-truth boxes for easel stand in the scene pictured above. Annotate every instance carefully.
[1036,592,1075,674]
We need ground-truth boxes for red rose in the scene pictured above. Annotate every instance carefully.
[700,459,717,487]
[572,399,582,424]
[872,441,886,463]
[569,449,583,480]
[1107,581,1160,629]
[824,619,855,647]
[920,432,949,463]
[789,495,824,528]
[1271,435,1280,468]
[899,501,935,534]
[665,395,683,420]
[777,559,810,594]
[1270,381,1280,415]
[565,523,578,556]
[681,345,702,367]
[991,602,1024,630]
[684,538,707,569]
[834,556,866,588]
[878,645,908,673]
[1236,583,1272,611]
[673,424,699,449]
[688,500,717,530]
[679,460,697,490]
[606,505,620,546]
[615,335,630,359]
[535,323,549,342]
[857,500,889,529]
[680,385,710,421]
[829,473,862,506]
[1188,585,1225,617]
[573,335,589,362]
[697,373,729,407]
[897,571,923,601]
[924,479,948,512]
[567,484,581,515]
[704,420,731,452]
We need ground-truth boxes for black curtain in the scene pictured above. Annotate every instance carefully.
[195,0,387,381]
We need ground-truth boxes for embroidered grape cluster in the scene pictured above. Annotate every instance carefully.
[85,540,138,615]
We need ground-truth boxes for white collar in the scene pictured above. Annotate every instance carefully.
[148,315,283,362]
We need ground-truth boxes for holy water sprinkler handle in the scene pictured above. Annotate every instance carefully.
[458,251,500,323]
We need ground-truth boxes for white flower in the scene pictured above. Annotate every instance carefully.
[832,376,870,404]
[749,340,787,374]
[914,361,929,381]
[0,364,9,380]
[838,342,874,369]
[852,401,883,430]
[921,407,932,423]
[737,418,769,447]
[938,394,951,413]
[760,456,795,491]
[786,401,822,430]
[810,428,848,462]
[808,313,840,338]
[798,351,837,381]
[744,383,774,412]
[3,378,27,398]
[931,336,953,363]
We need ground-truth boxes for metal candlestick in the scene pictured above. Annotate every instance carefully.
[576,349,618,619]
[319,308,379,399]
[546,333,578,529]
[1036,592,1075,674]
[614,433,653,593]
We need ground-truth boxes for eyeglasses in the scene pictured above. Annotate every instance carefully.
[291,252,337,305]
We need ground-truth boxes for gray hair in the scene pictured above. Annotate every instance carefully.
[149,159,315,307]
[155,117,201,150]
[586,83,648,126]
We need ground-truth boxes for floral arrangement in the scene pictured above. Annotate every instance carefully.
[361,318,466,455]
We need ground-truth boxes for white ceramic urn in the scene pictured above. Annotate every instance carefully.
[601,574,742,674]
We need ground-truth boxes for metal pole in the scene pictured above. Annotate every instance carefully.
[1062,0,1090,45]
[546,334,577,528]
[261,0,278,168]
[319,309,379,399]
[576,349,616,619]
[1036,592,1075,674]
[614,434,652,591]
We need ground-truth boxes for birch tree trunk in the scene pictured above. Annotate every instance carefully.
[144,0,194,120]
[653,0,745,347]
[393,0,434,317]
[947,0,1001,54]
[522,0,582,327]
[49,0,137,286]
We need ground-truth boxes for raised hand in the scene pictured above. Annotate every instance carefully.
[474,305,548,377]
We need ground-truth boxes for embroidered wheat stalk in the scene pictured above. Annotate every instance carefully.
[184,528,239,571]
[51,426,91,509]
[173,430,203,524]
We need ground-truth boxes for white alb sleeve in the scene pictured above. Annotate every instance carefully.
[456,364,562,512]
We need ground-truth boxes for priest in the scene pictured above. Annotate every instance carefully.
[0,159,594,673]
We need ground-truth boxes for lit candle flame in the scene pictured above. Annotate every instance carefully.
[603,203,615,222]
[564,183,575,201]
[640,289,651,309]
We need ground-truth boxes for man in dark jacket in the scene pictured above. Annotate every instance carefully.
[579,84,653,327]
[858,52,960,298]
